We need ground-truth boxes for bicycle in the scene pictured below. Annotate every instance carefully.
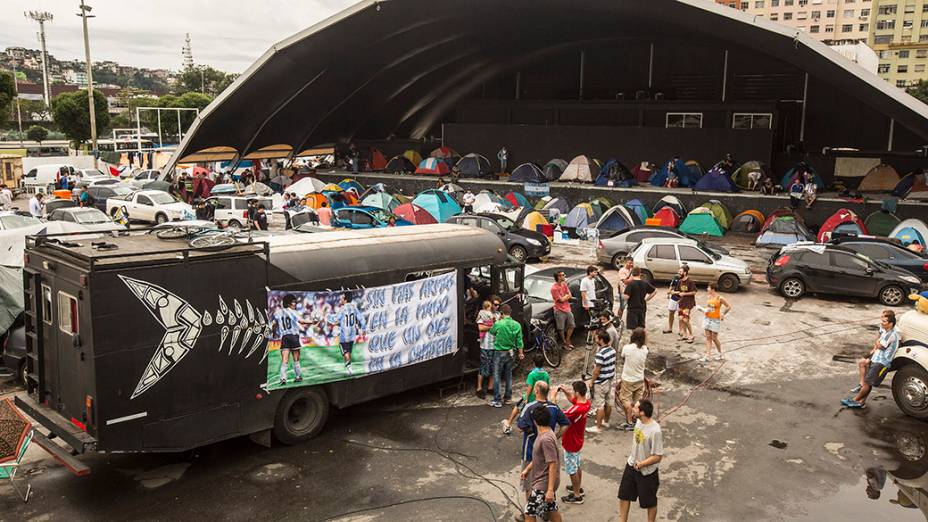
[154,222,253,248]
[527,319,561,368]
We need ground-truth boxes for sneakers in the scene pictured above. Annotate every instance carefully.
[585,426,601,434]
[602,422,611,429]
[345,363,353,376]
[561,493,584,504]
[850,384,862,394]
[716,353,724,361]
[841,398,865,409]
[489,400,503,408]
[279,378,286,386]
[294,375,303,383]
[618,422,634,431]
[566,485,585,495]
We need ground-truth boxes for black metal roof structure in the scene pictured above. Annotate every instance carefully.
[167,0,928,170]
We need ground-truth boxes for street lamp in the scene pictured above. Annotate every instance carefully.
[24,11,53,108]
[77,1,98,167]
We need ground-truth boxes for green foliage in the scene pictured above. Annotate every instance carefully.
[0,71,16,126]
[26,125,49,143]
[907,80,928,105]
[177,66,236,96]
[50,89,111,145]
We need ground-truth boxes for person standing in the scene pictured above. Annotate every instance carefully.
[676,266,697,343]
[498,147,508,174]
[618,399,663,522]
[557,380,590,505]
[599,311,620,351]
[517,382,569,503]
[663,270,682,334]
[618,327,649,431]
[0,184,12,211]
[326,292,366,375]
[616,258,634,314]
[803,172,817,209]
[316,201,333,226]
[623,268,656,331]
[502,353,549,435]
[489,304,524,407]
[272,294,312,386]
[475,299,498,399]
[28,192,45,218]
[702,283,732,362]
[586,329,617,434]
[550,271,576,350]
[462,190,476,214]
[843,310,899,409]
[520,406,563,522]
[580,265,600,320]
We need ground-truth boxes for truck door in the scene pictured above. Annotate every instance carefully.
[47,275,93,429]
[491,260,525,325]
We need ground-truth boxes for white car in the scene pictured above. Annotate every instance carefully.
[0,212,42,231]
[130,170,170,189]
[106,190,193,224]
[205,195,275,231]
[46,207,126,232]
[630,237,752,292]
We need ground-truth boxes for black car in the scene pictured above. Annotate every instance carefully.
[85,185,135,213]
[830,237,928,283]
[523,267,614,335]
[1,317,26,387]
[447,213,550,262]
[767,244,924,306]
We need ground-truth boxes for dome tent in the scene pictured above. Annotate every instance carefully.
[693,166,738,193]
[731,161,770,189]
[367,148,388,171]
[473,190,512,213]
[361,191,400,212]
[891,218,928,246]
[537,196,570,220]
[394,203,438,224]
[403,149,423,166]
[781,163,825,190]
[595,205,639,232]
[565,203,595,229]
[625,199,650,223]
[652,207,681,228]
[679,207,725,237]
[893,171,928,198]
[652,195,686,218]
[756,215,814,247]
[858,164,901,192]
[385,155,416,174]
[631,162,656,183]
[504,191,530,208]
[588,197,612,221]
[415,157,451,175]
[700,200,733,230]
[338,179,364,192]
[429,146,460,167]
[864,209,901,237]
[595,159,634,187]
[560,155,598,183]
[509,163,547,184]
[651,158,699,188]
[730,210,765,234]
[455,153,493,179]
[412,189,462,222]
[543,159,568,181]
[817,208,868,242]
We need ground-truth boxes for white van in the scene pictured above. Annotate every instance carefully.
[21,164,79,194]
[205,195,275,231]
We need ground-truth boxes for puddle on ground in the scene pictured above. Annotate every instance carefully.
[791,475,924,521]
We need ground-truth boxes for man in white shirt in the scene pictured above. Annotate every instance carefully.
[619,327,649,431]
[0,184,12,211]
[462,191,476,214]
[580,266,599,319]
[28,193,45,218]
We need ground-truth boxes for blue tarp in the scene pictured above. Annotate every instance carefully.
[651,159,698,187]
[693,167,738,192]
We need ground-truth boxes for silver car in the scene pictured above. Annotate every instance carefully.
[596,226,688,269]
[630,237,752,292]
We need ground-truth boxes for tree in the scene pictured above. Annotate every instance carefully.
[26,125,49,144]
[908,80,928,105]
[50,89,111,146]
[177,66,235,96]
[0,71,16,126]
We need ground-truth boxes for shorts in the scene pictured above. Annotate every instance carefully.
[339,341,354,357]
[704,317,721,333]
[619,379,644,406]
[554,309,575,331]
[865,363,888,387]
[525,489,558,517]
[618,464,660,509]
[281,334,301,351]
[479,349,494,377]
[667,300,679,312]
[594,378,615,409]
[564,451,582,475]
[626,309,646,330]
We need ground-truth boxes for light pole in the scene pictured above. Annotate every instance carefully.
[77,1,98,167]
[24,11,53,108]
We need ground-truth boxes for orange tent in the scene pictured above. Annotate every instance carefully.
[301,192,328,210]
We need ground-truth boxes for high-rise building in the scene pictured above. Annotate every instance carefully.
[716,1,873,46]
[869,1,928,88]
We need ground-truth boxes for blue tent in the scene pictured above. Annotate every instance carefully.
[565,203,594,229]
[756,216,814,247]
[651,158,698,187]
[625,199,650,223]
[693,167,738,192]
[780,164,825,190]
[595,159,633,187]
[412,189,462,222]
[455,153,493,179]
[596,205,638,232]
[509,163,547,184]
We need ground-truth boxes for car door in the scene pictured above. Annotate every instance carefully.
[351,210,376,229]
[135,194,155,221]
[677,244,716,283]
[644,244,678,281]
[478,218,509,246]
[335,208,354,228]
[829,251,877,297]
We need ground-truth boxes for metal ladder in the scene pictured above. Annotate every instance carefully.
[21,268,44,401]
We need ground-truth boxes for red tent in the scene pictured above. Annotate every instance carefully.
[415,158,451,176]
[394,203,438,224]
[631,162,655,183]
[653,207,681,227]
[369,148,387,171]
[817,208,868,242]
[193,176,215,199]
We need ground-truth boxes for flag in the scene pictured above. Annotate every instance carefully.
[109,165,121,177]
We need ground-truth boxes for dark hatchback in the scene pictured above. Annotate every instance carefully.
[829,236,928,283]
[523,267,614,333]
[767,244,925,306]
[447,213,550,262]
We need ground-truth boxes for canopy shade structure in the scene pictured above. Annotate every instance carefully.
[166,0,928,172]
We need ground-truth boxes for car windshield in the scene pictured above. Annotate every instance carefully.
[698,242,723,260]
[148,192,176,205]
[524,276,555,301]
[370,209,391,222]
[0,214,41,229]
[111,186,133,196]
[494,216,519,231]
[82,169,105,177]
[72,210,109,224]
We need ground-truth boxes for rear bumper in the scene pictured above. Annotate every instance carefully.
[14,393,97,454]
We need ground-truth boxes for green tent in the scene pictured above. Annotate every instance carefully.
[679,208,725,237]
[731,161,769,189]
[700,200,733,230]
[864,210,901,237]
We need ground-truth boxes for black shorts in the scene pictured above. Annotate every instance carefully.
[281,334,301,351]
[339,341,354,357]
[865,363,888,387]
[618,463,660,509]
[626,309,646,330]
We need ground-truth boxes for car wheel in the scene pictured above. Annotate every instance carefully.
[779,277,805,299]
[509,245,527,262]
[611,253,628,270]
[879,284,905,306]
[639,269,654,284]
[19,360,28,389]
[718,274,740,293]
[154,212,168,224]
[228,220,242,233]
[273,387,330,445]
[893,364,928,421]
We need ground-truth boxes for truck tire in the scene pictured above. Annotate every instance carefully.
[273,387,330,445]
[893,364,928,421]
[718,274,740,293]
[155,212,168,224]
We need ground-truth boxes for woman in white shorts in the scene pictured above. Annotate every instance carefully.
[663,269,683,334]
[702,283,731,362]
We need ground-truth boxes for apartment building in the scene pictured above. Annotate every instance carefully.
[716,0,873,45]
[869,1,928,87]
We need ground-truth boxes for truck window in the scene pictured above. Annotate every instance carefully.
[26,169,37,179]
[137,195,153,206]
[41,284,53,325]
[57,292,79,335]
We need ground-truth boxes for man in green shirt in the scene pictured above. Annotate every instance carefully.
[489,304,524,407]
[502,353,549,434]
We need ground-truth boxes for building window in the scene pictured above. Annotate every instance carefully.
[861,8,870,18]
[811,25,820,33]
[57,292,79,336]
[843,9,854,18]
[905,4,915,14]
[903,20,914,29]
[876,20,896,30]
[741,1,749,9]
[826,10,835,18]
[825,24,834,32]
[841,24,852,32]
[784,12,793,20]
[771,0,779,6]
[899,50,910,58]
[754,0,764,8]
[917,49,928,58]
[897,80,907,87]
[921,35,928,42]
[859,24,868,31]
[875,35,893,44]
[666,113,703,129]
[797,11,807,20]
[732,113,773,130]
[878,5,897,16]
[898,65,909,73]
[771,13,779,20]
[917,64,926,73]
[878,63,890,73]
[785,0,793,5]
[812,11,821,20]
[924,4,928,13]
[921,19,928,28]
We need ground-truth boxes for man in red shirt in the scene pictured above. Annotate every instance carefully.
[550,271,576,350]
[557,380,591,504]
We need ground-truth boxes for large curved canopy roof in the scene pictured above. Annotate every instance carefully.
[168,0,928,169]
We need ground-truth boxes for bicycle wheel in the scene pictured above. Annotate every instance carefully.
[542,334,561,368]
[190,234,236,249]
[156,227,188,240]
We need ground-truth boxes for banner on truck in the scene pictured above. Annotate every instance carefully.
[265,272,458,390]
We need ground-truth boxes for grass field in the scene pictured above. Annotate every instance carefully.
[265,343,368,390]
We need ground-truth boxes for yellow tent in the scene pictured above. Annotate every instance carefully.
[522,210,549,235]
[403,149,423,166]
[323,183,343,192]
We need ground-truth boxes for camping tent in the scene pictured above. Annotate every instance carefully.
[560,155,598,183]
[652,207,681,228]
[385,155,416,174]
[509,163,547,184]
[537,196,571,220]
[339,179,364,192]
[730,210,765,234]
[595,205,639,232]
[625,199,651,223]
[504,191,530,208]
[301,192,328,210]
[652,195,686,218]
[781,163,825,190]
[429,146,460,167]
[415,157,451,176]
[565,203,595,229]
[520,210,549,234]
[761,208,803,231]
[756,216,815,247]
[858,164,901,192]
[685,160,704,180]
[731,161,770,190]
[693,166,738,192]
[323,183,343,192]
[631,162,655,183]
[473,191,511,213]
[817,208,868,242]
[588,197,612,221]
[403,149,423,166]
[893,171,928,198]
[394,203,438,225]
[440,183,465,197]
[864,210,902,237]
[412,189,462,222]
[543,159,568,181]
[455,153,493,179]
[367,148,388,171]
[891,218,928,246]
[679,207,725,237]
[651,158,699,187]
[595,159,634,187]
[700,200,733,230]
[362,192,400,212]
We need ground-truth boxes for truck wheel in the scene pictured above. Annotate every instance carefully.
[718,274,740,293]
[611,253,628,270]
[893,364,928,421]
[879,285,905,306]
[155,212,168,224]
[273,387,330,445]
[228,220,242,233]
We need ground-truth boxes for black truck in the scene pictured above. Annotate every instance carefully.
[13,224,524,473]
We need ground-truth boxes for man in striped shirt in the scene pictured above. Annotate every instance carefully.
[327,292,367,376]
[586,329,617,434]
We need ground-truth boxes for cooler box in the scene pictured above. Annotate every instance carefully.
[645,217,662,226]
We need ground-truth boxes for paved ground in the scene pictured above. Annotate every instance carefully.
[1,232,926,521]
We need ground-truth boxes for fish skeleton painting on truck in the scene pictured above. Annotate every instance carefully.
[119,276,270,399]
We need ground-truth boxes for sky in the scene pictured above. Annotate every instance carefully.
[2,0,356,72]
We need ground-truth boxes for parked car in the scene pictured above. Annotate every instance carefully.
[129,169,170,189]
[0,211,41,230]
[333,206,411,229]
[523,266,614,333]
[21,163,78,194]
[447,213,550,262]
[204,195,275,231]
[1,317,26,388]
[45,198,78,215]
[47,207,126,232]
[85,185,134,213]
[767,243,924,306]
[106,189,193,224]
[631,237,751,292]
[597,226,730,269]
[830,236,928,283]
